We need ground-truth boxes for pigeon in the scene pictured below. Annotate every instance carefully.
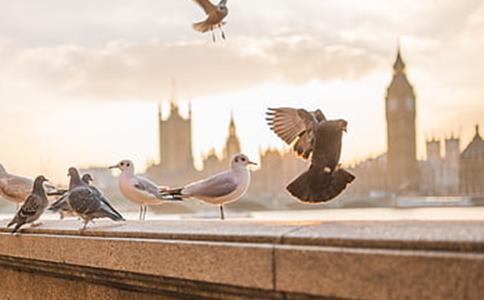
[161,153,256,220]
[0,163,60,206]
[266,107,355,203]
[7,175,49,234]
[109,159,180,221]
[192,0,229,42]
[49,173,112,220]
[65,167,124,229]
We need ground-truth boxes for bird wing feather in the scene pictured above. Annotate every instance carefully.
[183,172,238,198]
[266,107,322,159]
[193,0,216,14]
[0,175,32,202]
[134,176,162,197]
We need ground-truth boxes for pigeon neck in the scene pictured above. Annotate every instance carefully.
[33,179,46,195]
[69,174,84,189]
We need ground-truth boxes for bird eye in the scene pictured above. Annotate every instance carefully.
[120,162,124,166]
[241,157,246,162]
[234,158,238,163]
[127,163,130,167]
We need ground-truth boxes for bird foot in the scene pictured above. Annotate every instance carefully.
[30,222,43,228]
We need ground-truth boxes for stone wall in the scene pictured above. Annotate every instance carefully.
[0,219,483,299]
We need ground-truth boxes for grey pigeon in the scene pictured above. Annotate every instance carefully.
[266,107,355,203]
[161,154,256,220]
[65,167,124,229]
[49,173,99,219]
[192,0,228,42]
[7,175,49,233]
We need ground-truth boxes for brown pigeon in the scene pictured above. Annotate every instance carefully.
[266,107,355,203]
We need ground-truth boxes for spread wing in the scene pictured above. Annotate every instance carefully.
[266,107,324,159]
[193,0,216,14]
[183,172,238,198]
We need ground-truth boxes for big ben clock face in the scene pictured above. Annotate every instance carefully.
[405,98,414,110]
[388,98,398,111]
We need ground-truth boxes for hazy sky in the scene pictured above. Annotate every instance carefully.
[0,0,483,182]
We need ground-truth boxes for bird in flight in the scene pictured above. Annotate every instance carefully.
[161,153,256,220]
[192,0,229,42]
[266,107,355,203]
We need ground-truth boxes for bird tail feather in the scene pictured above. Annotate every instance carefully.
[48,195,69,212]
[192,21,211,33]
[287,168,355,203]
[159,188,184,201]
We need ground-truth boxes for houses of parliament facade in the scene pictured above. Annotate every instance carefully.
[145,47,483,207]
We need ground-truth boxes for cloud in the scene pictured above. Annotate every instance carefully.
[1,37,383,101]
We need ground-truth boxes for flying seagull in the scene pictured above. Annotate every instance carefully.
[109,159,181,221]
[266,107,355,203]
[7,175,49,234]
[66,167,124,229]
[192,0,229,42]
[161,153,256,220]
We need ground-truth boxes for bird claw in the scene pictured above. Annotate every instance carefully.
[30,222,43,228]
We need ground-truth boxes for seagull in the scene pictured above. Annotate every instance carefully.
[109,159,180,221]
[0,163,60,208]
[161,153,256,220]
[192,0,229,42]
[266,107,355,203]
[7,175,49,234]
[66,167,124,229]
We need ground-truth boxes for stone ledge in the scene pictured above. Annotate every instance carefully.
[0,219,483,299]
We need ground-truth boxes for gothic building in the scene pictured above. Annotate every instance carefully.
[459,125,484,196]
[158,101,194,173]
[385,48,419,192]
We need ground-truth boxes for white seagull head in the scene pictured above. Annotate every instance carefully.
[109,159,135,173]
[230,153,257,170]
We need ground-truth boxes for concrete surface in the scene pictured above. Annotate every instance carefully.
[0,219,483,299]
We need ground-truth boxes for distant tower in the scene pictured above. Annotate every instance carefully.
[159,80,194,172]
[444,135,460,194]
[426,139,441,163]
[223,112,241,160]
[385,47,419,192]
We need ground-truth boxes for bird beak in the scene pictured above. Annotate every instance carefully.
[343,125,347,132]
[248,161,257,166]
[108,164,119,170]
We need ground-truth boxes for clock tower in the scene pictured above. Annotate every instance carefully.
[385,47,418,192]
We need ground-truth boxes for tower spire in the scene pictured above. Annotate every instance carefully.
[393,45,406,74]
[169,79,178,113]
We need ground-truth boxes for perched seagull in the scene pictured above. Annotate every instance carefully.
[49,173,102,219]
[7,175,49,234]
[109,159,180,221]
[161,153,256,220]
[0,163,59,207]
[192,0,229,42]
[66,167,124,229]
[266,107,355,203]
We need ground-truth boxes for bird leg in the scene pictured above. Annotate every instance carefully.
[219,25,226,40]
[142,206,147,221]
[219,205,225,220]
[139,206,143,221]
[81,218,90,230]
[211,28,216,43]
